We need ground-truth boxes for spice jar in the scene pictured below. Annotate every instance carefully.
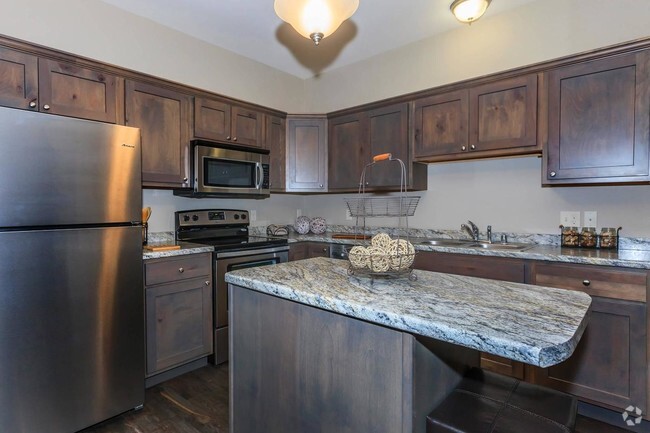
[599,227,618,249]
[561,226,579,247]
[580,227,597,248]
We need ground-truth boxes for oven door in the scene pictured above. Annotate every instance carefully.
[213,246,288,364]
[195,144,269,196]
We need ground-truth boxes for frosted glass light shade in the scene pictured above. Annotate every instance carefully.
[274,0,359,45]
[450,0,491,23]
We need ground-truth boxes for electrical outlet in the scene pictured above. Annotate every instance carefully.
[345,209,353,221]
[250,210,257,221]
[584,211,597,228]
[560,211,580,227]
[296,209,302,217]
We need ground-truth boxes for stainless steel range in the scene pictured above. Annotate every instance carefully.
[175,209,289,364]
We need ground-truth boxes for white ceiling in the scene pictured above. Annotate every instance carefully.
[100,0,538,79]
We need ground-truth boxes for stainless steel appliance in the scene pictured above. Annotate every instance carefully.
[175,209,288,364]
[174,140,270,199]
[330,243,349,260]
[0,107,144,433]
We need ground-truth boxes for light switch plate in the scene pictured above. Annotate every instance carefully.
[560,211,580,226]
[584,211,597,228]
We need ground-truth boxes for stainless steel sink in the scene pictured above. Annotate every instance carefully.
[468,242,535,251]
[417,239,474,247]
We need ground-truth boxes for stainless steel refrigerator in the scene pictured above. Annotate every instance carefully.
[0,107,144,432]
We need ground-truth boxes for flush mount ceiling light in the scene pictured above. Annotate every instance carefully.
[450,0,492,24]
[274,0,359,45]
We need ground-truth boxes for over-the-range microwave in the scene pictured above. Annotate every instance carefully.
[174,140,270,199]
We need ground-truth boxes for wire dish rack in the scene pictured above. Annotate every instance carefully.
[344,153,419,281]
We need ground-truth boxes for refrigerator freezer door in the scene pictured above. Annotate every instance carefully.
[0,107,141,227]
[0,226,144,433]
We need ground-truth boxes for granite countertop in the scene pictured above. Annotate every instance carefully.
[286,233,650,269]
[225,257,592,368]
[142,241,213,260]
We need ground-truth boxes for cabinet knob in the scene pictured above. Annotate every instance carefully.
[183,177,188,182]
[582,279,590,286]
[43,104,50,110]
[205,281,210,286]
[461,145,467,151]
[29,100,37,108]
[550,171,557,177]
[178,267,184,273]
[233,137,238,141]
[319,184,324,188]
[323,247,328,252]
[226,136,231,140]
[470,144,476,150]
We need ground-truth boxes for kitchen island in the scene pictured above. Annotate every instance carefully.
[225,258,592,433]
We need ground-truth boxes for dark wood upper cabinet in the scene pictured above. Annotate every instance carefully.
[0,46,38,110]
[328,112,365,190]
[544,50,650,185]
[414,90,469,159]
[265,114,286,192]
[469,74,538,153]
[194,96,262,147]
[366,103,410,187]
[125,80,191,188]
[38,58,119,123]
[286,116,328,192]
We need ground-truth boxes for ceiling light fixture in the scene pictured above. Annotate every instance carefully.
[450,0,492,24]
[274,0,359,45]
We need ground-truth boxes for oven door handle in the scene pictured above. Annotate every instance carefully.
[255,163,263,190]
[216,245,289,259]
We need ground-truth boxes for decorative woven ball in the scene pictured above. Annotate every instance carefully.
[366,246,390,273]
[349,246,369,269]
[371,232,392,250]
[387,239,415,271]
[293,216,311,235]
[309,217,327,234]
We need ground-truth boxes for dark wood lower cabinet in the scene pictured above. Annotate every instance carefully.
[289,242,330,261]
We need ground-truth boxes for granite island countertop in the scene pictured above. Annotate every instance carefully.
[225,257,592,368]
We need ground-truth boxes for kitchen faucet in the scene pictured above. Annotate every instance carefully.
[461,220,480,241]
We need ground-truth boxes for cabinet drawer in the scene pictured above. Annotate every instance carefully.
[533,262,647,302]
[145,253,212,286]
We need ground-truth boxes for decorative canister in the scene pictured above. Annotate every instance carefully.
[579,227,597,248]
[294,216,311,234]
[599,227,618,249]
[309,217,327,234]
[561,226,579,247]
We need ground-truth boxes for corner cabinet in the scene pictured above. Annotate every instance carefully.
[413,74,540,162]
[144,253,213,379]
[0,47,120,123]
[125,80,191,188]
[543,50,650,185]
[286,115,328,192]
[194,96,263,147]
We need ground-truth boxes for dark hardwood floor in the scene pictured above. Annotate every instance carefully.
[81,364,633,433]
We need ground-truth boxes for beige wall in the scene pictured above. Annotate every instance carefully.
[0,0,305,113]
[304,0,650,112]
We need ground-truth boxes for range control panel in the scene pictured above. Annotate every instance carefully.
[175,209,249,227]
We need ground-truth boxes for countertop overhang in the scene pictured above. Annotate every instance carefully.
[225,257,592,368]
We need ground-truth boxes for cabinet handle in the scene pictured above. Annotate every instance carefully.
[205,281,210,286]
[461,145,467,151]
[43,104,50,110]
[226,136,231,140]
[470,144,476,150]
[29,100,37,108]
[550,171,557,177]
[178,267,184,273]
[582,279,590,286]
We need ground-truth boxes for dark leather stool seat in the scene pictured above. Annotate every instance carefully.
[427,368,577,433]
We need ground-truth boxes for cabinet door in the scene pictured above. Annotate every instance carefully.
[413,90,469,159]
[194,97,231,142]
[288,243,308,261]
[126,81,191,187]
[544,50,650,184]
[286,116,328,192]
[328,112,366,191]
[231,105,262,147]
[146,277,213,376]
[469,74,538,153]
[0,47,38,110]
[38,58,118,123]
[265,114,286,191]
[308,242,330,258]
[366,103,409,187]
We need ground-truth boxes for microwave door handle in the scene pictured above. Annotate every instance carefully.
[255,163,263,190]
